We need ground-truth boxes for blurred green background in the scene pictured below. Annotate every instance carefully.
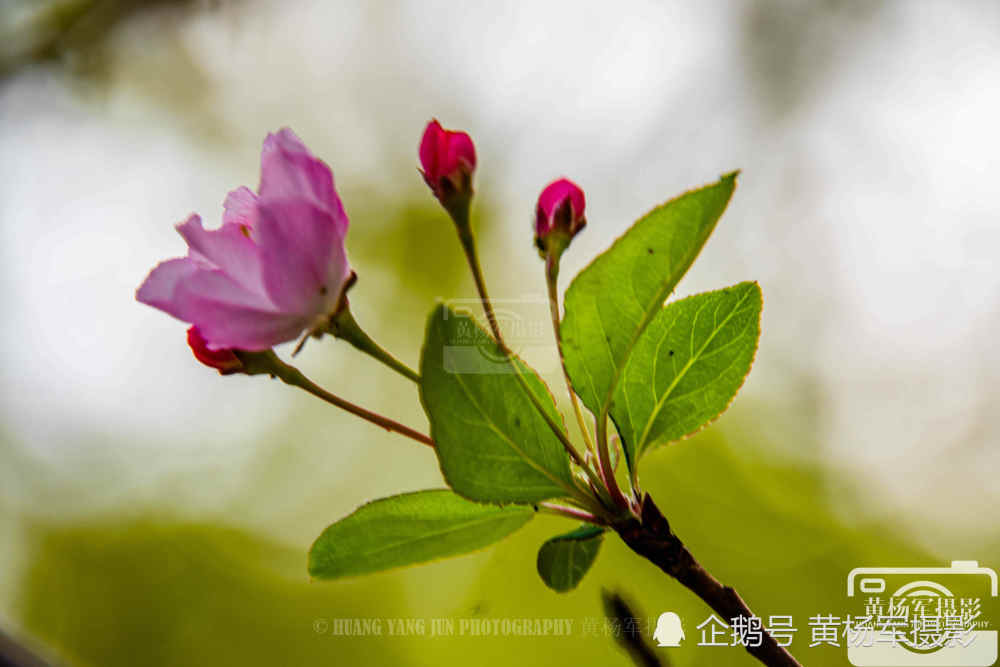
[2,1,999,665]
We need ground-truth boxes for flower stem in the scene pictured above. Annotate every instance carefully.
[614,494,803,667]
[596,415,630,510]
[544,252,597,458]
[448,207,596,478]
[542,252,618,510]
[446,207,611,514]
[452,207,506,349]
[241,351,434,447]
[329,307,421,383]
[536,502,606,525]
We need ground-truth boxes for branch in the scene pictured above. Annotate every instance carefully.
[613,494,803,667]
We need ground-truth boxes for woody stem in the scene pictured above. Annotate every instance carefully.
[614,494,803,667]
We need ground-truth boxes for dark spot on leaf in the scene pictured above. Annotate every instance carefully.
[647,247,654,254]
[513,417,521,428]
[668,349,674,356]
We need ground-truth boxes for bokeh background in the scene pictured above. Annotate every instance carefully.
[1,1,998,665]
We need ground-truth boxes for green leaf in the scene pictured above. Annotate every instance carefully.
[536,525,605,593]
[561,173,738,469]
[308,490,533,580]
[611,282,762,463]
[419,304,577,504]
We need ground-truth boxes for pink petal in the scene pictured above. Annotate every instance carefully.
[173,285,307,350]
[323,237,353,307]
[137,257,302,350]
[537,178,585,220]
[136,257,199,314]
[255,198,343,315]
[445,131,476,173]
[222,186,259,230]
[187,326,243,374]
[138,257,272,318]
[171,268,276,311]
[418,120,476,185]
[176,214,266,298]
[259,128,349,237]
[419,119,445,178]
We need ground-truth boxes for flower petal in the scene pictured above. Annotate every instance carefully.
[136,257,199,314]
[259,128,349,237]
[138,257,272,317]
[171,267,276,311]
[176,214,267,298]
[187,326,244,374]
[137,256,302,350]
[323,234,353,310]
[255,198,345,314]
[222,186,259,230]
[445,131,476,174]
[173,284,307,350]
[419,119,445,179]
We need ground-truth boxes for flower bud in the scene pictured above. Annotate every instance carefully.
[534,178,586,257]
[419,119,476,219]
[187,326,244,375]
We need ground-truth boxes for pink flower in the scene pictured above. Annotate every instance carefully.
[137,129,355,351]
[535,178,586,254]
[187,326,243,375]
[419,119,476,205]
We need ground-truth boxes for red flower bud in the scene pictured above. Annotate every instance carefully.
[535,178,586,256]
[187,326,244,375]
[419,119,476,212]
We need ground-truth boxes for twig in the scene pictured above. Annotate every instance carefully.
[614,494,803,667]
[237,351,435,447]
